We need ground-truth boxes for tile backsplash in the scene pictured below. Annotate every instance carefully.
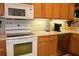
[30,20,47,31]
[27,19,68,31]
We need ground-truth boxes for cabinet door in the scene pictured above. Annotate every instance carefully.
[57,34,70,55]
[49,35,58,56]
[0,40,6,56]
[44,3,53,19]
[60,3,69,19]
[0,48,6,56]
[53,3,61,19]
[33,3,44,18]
[38,41,48,56]
[68,4,75,20]
[69,34,79,55]
[0,3,4,16]
[38,36,49,56]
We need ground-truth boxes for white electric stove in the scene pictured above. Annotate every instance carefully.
[5,20,37,56]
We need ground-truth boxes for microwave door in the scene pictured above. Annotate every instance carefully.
[5,3,34,19]
[8,8,26,16]
[7,8,27,19]
[5,4,30,19]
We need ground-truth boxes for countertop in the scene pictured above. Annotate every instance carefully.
[32,29,79,36]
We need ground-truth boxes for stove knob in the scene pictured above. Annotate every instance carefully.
[17,24,20,26]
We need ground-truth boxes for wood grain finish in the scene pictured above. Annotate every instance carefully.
[53,3,61,19]
[68,4,75,20]
[69,34,79,55]
[44,3,53,19]
[0,3,4,16]
[33,3,74,20]
[49,35,58,56]
[57,34,70,55]
[0,33,6,56]
[38,35,58,56]
[0,40,6,56]
[60,3,69,19]
[33,3,44,18]
[38,36,49,56]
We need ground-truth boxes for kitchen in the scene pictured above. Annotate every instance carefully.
[0,3,79,56]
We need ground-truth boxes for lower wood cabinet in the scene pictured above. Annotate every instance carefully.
[37,35,58,56]
[57,33,70,55]
[69,34,79,55]
[0,40,6,56]
[49,35,58,56]
[37,36,49,56]
[37,33,70,56]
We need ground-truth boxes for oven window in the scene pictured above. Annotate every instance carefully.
[14,42,32,56]
[8,8,25,16]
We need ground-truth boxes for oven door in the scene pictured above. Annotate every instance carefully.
[6,36,37,56]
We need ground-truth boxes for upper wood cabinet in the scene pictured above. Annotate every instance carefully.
[53,3,61,19]
[33,3,53,19]
[60,3,69,19]
[33,3,75,20]
[33,3,44,18]
[0,3,4,16]
[44,3,53,19]
[68,4,75,20]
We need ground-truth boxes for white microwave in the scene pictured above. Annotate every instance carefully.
[5,3,34,19]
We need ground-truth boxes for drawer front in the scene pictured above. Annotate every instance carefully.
[38,36,49,42]
[71,34,79,39]
[50,35,57,40]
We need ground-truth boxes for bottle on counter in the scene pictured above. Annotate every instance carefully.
[45,20,50,32]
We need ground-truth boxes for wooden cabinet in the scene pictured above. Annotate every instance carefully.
[37,34,70,56]
[34,3,53,19]
[60,3,69,19]
[49,35,58,56]
[0,3,4,16]
[38,35,58,56]
[44,3,53,19]
[33,3,44,18]
[33,3,75,20]
[68,4,75,20]
[0,40,6,56]
[69,34,79,55]
[38,36,49,56]
[57,33,70,55]
[53,3,61,19]
[53,3,74,19]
